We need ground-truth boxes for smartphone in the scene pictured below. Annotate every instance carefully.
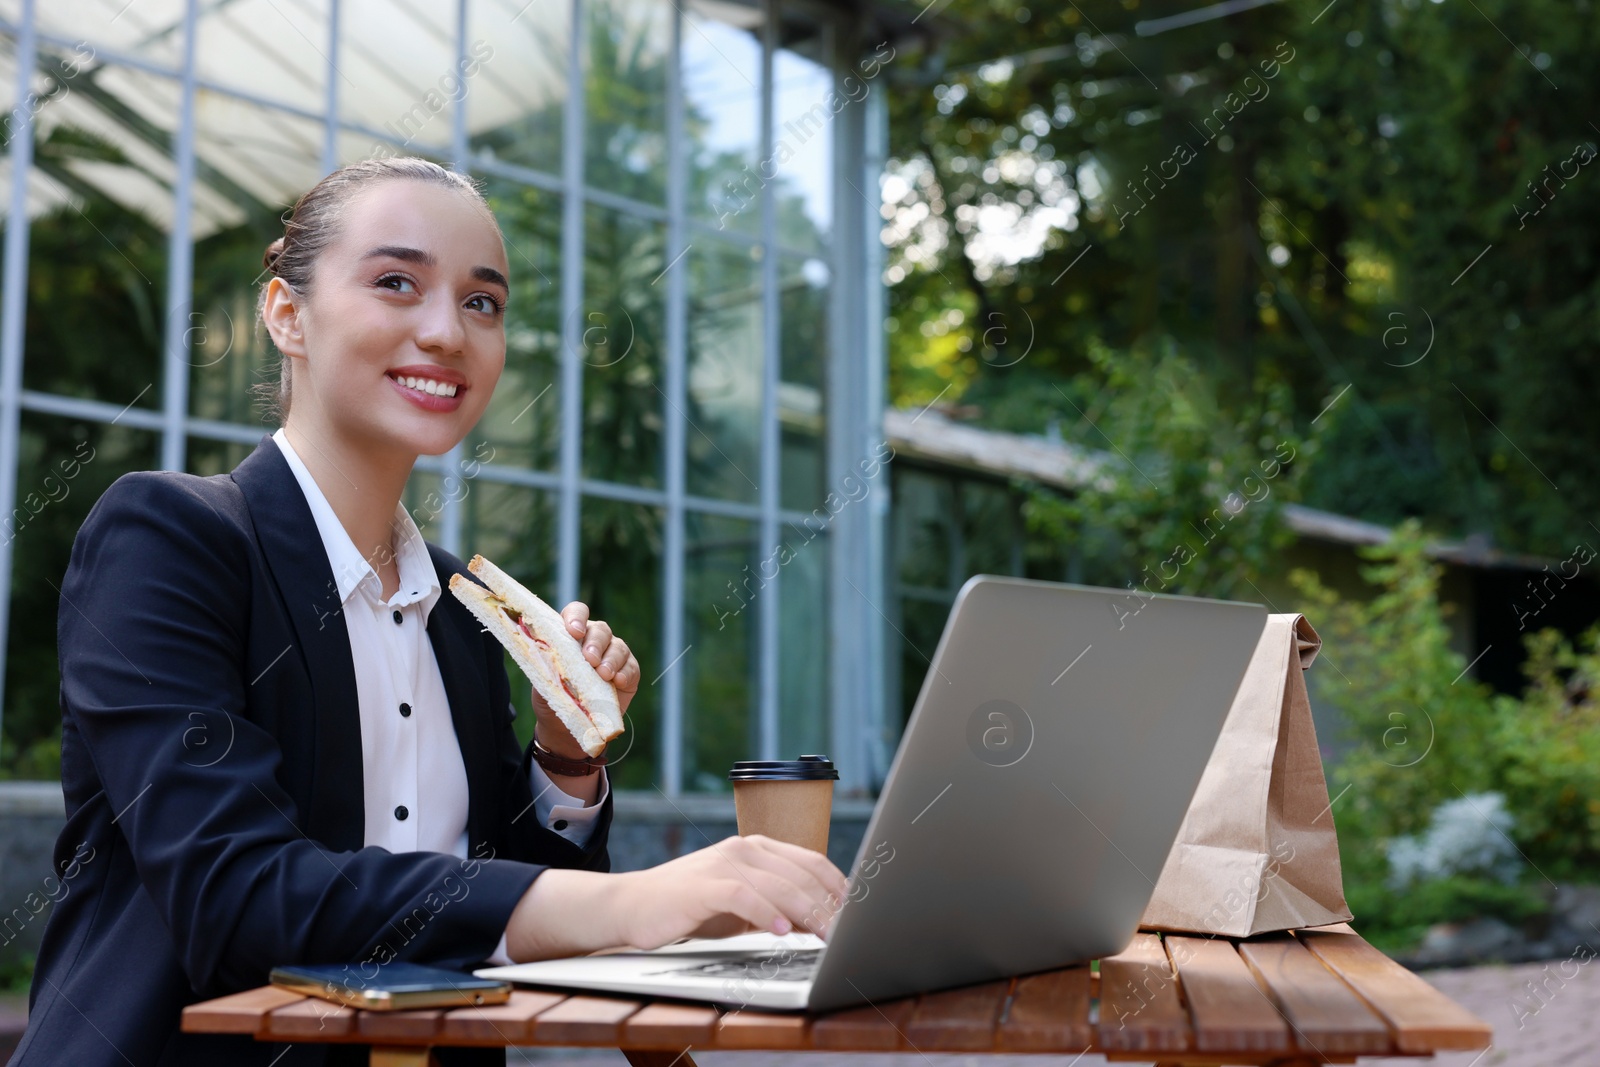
[269,962,513,1011]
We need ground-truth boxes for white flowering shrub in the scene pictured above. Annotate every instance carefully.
[1387,792,1523,889]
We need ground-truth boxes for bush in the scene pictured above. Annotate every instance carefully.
[1290,522,1501,846]
[1494,625,1600,878]
[1387,792,1521,889]
[1292,523,1600,948]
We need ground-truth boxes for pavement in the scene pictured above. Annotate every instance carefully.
[4,956,1595,1066]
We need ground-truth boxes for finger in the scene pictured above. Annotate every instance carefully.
[562,601,590,639]
[731,844,845,936]
[745,834,850,900]
[598,637,631,682]
[712,879,789,937]
[612,653,641,694]
[582,619,613,666]
[714,837,843,937]
[735,865,841,939]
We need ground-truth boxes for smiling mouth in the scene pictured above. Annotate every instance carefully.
[388,372,461,398]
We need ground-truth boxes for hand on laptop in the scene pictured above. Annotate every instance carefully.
[503,834,848,962]
[617,834,850,949]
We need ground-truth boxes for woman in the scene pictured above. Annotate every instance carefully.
[16,157,847,1067]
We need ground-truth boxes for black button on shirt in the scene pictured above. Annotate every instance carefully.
[553,819,568,831]
[394,805,409,821]
[392,609,403,624]
[399,702,412,718]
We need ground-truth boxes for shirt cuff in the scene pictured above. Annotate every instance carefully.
[528,760,608,848]
[488,932,513,967]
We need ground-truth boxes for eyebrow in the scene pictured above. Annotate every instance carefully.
[363,245,509,291]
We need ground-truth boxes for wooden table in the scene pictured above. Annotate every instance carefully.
[181,923,1491,1067]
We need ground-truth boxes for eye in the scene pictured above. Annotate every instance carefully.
[465,292,505,316]
[375,272,417,295]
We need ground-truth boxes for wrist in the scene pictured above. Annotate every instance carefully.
[534,723,597,763]
[601,870,639,949]
[507,868,632,962]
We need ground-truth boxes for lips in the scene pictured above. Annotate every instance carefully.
[386,366,466,412]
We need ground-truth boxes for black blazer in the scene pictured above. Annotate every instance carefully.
[14,436,612,1067]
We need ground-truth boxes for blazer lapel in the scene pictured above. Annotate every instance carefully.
[425,550,500,856]
[232,435,366,851]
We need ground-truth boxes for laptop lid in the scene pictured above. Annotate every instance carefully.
[804,575,1266,1011]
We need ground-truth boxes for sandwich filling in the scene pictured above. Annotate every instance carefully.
[497,601,595,726]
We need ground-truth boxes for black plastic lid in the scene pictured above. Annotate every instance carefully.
[727,754,839,781]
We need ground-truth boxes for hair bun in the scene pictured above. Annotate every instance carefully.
[262,237,286,274]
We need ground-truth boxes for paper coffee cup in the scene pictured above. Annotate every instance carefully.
[728,755,838,854]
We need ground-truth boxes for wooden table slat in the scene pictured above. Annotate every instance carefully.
[179,986,307,1034]
[1239,934,1392,1055]
[997,967,1092,1052]
[263,997,359,1038]
[1098,932,1192,1053]
[530,995,645,1045]
[715,1008,810,1049]
[622,1002,720,1048]
[177,922,1489,1061]
[809,996,915,1050]
[903,979,1012,1051]
[436,990,570,1044]
[1165,936,1291,1053]
[1298,924,1493,1053]
[356,1008,443,1041]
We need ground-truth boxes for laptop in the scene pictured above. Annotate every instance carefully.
[477,575,1267,1012]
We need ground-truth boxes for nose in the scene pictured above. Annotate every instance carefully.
[413,292,468,358]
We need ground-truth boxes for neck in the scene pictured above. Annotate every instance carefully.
[282,414,417,573]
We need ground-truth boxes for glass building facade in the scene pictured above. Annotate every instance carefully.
[0,0,892,796]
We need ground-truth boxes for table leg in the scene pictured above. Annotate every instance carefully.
[621,1050,698,1067]
[369,1046,440,1067]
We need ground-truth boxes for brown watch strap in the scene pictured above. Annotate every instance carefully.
[531,735,606,776]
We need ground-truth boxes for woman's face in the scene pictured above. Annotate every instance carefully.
[275,179,510,458]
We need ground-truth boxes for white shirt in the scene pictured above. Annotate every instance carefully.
[269,429,608,860]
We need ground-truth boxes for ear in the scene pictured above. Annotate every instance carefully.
[261,277,307,360]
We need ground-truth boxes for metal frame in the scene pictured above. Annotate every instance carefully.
[0,0,885,794]
[0,0,37,758]
[660,1,688,794]
[556,0,585,610]
[158,0,199,474]
[757,0,780,763]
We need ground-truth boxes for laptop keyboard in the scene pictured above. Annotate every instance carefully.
[649,948,823,983]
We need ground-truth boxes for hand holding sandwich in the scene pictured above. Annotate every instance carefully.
[535,602,638,756]
[454,554,848,962]
[450,556,634,803]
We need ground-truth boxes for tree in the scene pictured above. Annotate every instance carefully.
[882,0,1598,558]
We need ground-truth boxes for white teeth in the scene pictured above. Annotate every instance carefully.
[393,375,458,398]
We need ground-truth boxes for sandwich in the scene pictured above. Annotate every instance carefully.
[449,555,624,757]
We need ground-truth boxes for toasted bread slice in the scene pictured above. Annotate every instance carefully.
[449,555,623,757]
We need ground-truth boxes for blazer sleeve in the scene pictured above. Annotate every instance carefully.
[57,472,549,995]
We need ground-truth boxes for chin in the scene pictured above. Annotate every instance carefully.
[372,414,470,459]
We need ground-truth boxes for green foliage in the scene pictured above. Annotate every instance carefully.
[884,0,1600,557]
[1347,875,1547,957]
[1021,337,1302,600]
[1493,626,1600,877]
[1288,525,1600,945]
[1290,523,1500,843]
[0,951,34,996]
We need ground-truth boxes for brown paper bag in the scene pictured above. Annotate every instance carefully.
[1139,613,1352,936]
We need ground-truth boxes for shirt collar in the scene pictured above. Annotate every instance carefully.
[271,428,442,619]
